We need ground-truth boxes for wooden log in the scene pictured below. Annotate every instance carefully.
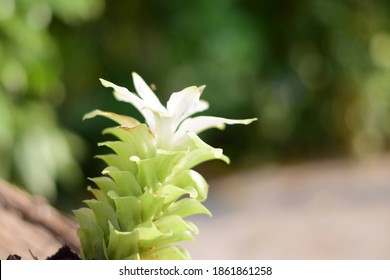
[0,180,79,260]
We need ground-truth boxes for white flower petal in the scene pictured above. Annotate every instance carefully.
[141,108,156,131]
[195,100,209,113]
[100,78,158,128]
[132,72,166,112]
[166,87,209,129]
[101,74,257,151]
[176,116,257,138]
[150,114,175,149]
[167,86,204,124]
[100,78,145,113]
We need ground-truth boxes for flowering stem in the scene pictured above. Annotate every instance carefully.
[74,73,256,259]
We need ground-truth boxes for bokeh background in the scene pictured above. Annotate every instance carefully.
[1,0,390,258]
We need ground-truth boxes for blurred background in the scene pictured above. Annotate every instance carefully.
[1,0,390,258]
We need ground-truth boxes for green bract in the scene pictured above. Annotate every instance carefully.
[75,73,256,259]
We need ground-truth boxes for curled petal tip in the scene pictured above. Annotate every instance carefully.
[131,72,140,79]
[83,109,102,120]
[241,118,258,125]
[99,78,111,88]
[198,85,206,94]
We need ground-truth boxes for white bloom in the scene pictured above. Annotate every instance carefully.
[100,73,257,149]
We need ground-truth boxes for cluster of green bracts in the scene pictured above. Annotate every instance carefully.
[74,111,229,260]
[74,73,255,259]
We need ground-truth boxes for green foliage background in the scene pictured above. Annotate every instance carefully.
[1,0,390,208]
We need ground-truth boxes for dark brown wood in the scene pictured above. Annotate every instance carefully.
[0,180,79,260]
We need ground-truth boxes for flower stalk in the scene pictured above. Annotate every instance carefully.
[74,73,256,259]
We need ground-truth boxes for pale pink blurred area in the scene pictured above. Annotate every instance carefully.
[184,155,390,259]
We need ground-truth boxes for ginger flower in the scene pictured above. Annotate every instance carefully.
[97,72,257,149]
[76,72,257,260]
